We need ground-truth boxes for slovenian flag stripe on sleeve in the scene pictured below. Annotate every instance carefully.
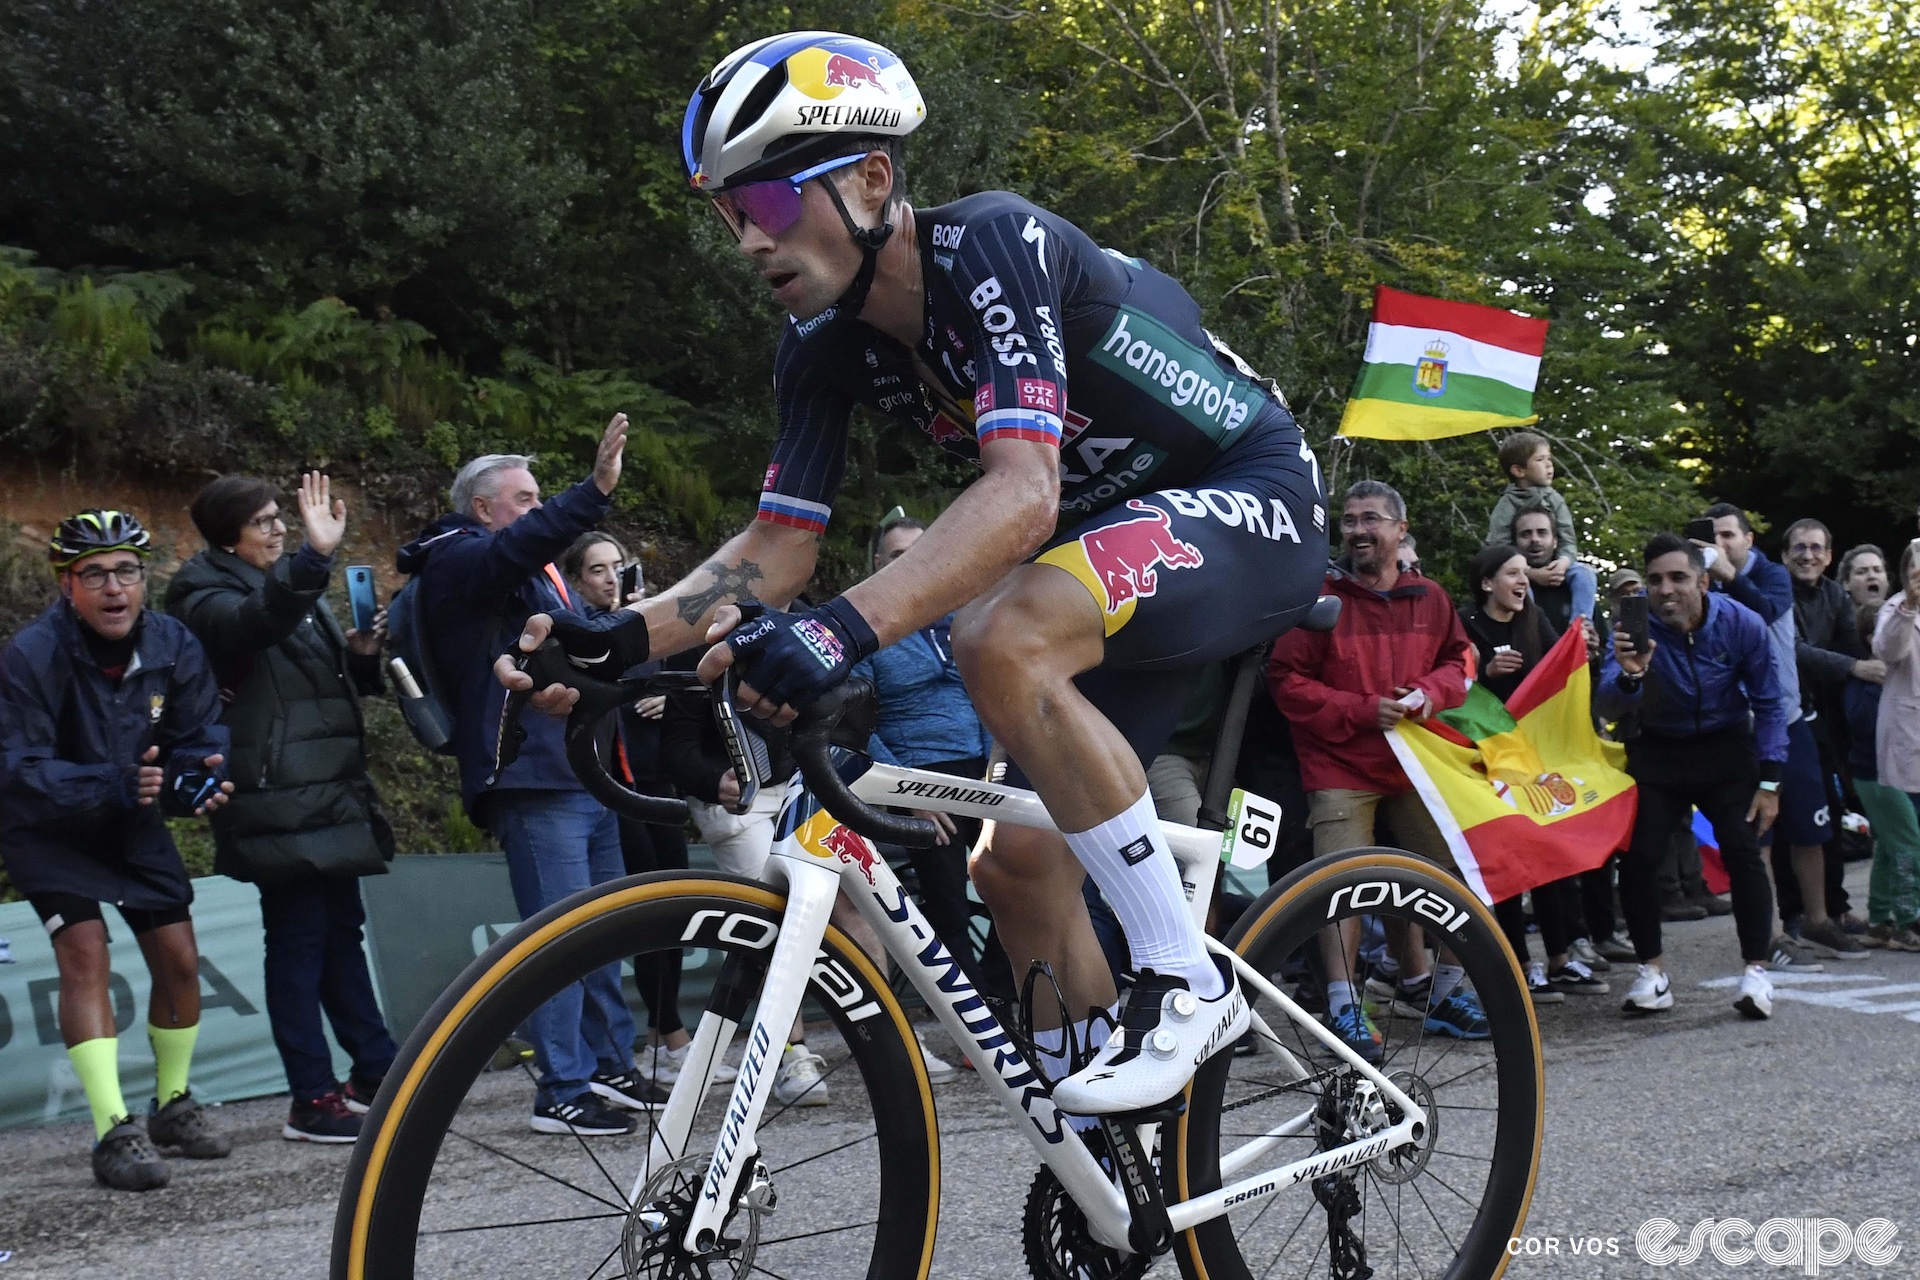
[975,407,1063,446]
[756,493,832,532]
[1337,286,1550,441]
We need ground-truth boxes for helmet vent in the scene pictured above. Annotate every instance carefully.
[727,62,790,143]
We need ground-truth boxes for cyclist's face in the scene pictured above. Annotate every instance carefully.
[1340,500,1403,573]
[732,156,890,320]
[62,551,146,639]
[472,468,542,531]
[1645,551,1706,630]
[575,540,624,610]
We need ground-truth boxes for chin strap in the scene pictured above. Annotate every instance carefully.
[822,179,896,319]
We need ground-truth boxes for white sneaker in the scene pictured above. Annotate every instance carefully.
[771,1045,829,1108]
[1052,956,1249,1116]
[1734,965,1773,1020]
[1621,964,1673,1015]
[1526,960,1564,1004]
[1567,936,1611,973]
[917,1035,960,1085]
[633,1041,738,1088]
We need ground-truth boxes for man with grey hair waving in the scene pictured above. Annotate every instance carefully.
[396,413,661,1135]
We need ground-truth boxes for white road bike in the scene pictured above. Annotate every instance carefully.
[333,626,1542,1280]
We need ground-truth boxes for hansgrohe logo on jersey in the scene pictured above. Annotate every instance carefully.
[1092,307,1258,441]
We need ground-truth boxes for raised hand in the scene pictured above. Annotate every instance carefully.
[594,413,629,496]
[299,471,348,557]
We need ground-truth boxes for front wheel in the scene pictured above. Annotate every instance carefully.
[1167,850,1543,1280]
[330,872,940,1280]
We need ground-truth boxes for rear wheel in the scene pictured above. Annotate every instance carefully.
[331,872,940,1280]
[1168,850,1542,1280]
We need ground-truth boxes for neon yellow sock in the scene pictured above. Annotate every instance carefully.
[68,1038,128,1139]
[147,1022,200,1106]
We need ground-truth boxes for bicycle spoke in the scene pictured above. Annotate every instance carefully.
[1364,1167,1427,1280]
[759,1218,880,1246]
[1427,1148,1493,1165]
[1422,1164,1488,1211]
[420,1210,627,1236]
[445,1128,628,1212]
[1407,1176,1459,1255]
[1428,1056,1495,1092]
[766,1129,878,1176]
[751,1262,799,1280]
[518,1061,629,1204]
[584,1236,624,1280]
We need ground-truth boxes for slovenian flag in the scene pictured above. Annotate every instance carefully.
[1388,626,1637,905]
[1337,286,1550,441]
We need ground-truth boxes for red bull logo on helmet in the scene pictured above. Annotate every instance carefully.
[788,45,898,102]
[1038,499,1204,636]
[818,823,882,885]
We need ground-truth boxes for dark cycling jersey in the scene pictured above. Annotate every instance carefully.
[757,190,1310,531]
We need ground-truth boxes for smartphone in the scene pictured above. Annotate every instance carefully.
[618,561,643,605]
[347,565,378,633]
[1684,517,1716,544]
[1618,593,1650,653]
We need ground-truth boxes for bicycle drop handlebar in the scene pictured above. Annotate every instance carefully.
[496,639,940,848]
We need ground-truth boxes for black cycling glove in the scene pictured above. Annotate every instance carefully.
[724,597,879,712]
[544,609,652,675]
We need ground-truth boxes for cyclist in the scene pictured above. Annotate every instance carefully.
[504,31,1328,1114]
[0,511,236,1189]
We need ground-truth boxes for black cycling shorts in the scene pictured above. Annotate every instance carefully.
[29,893,193,942]
[1007,410,1329,783]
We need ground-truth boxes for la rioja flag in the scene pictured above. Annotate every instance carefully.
[1337,286,1550,441]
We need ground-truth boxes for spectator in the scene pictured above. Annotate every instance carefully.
[1871,542,1920,906]
[1511,507,1586,641]
[0,511,235,1190]
[1485,431,1596,625]
[166,472,400,1145]
[1597,533,1786,1019]
[394,414,656,1137]
[1146,663,1230,828]
[1396,532,1422,577]
[1847,600,1920,950]
[1700,503,1862,958]
[561,533,721,1091]
[1840,545,1890,610]
[1268,480,1482,1063]
[1458,544,1609,1003]
[849,515,994,1005]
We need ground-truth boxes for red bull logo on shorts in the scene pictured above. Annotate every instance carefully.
[1038,499,1204,636]
[818,823,882,885]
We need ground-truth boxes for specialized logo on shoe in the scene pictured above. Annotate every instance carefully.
[1118,836,1154,866]
[1038,499,1203,635]
[1196,989,1248,1064]
[818,822,882,885]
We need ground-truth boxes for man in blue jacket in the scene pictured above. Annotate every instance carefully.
[395,413,660,1135]
[1599,532,1788,1021]
[0,511,235,1191]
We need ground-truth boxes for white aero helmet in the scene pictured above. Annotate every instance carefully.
[682,31,926,193]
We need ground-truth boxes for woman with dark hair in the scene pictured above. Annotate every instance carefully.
[165,471,398,1144]
[1460,544,1609,1005]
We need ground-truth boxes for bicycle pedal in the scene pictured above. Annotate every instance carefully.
[1103,1097,1187,1125]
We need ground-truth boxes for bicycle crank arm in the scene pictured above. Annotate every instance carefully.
[1099,1117,1175,1256]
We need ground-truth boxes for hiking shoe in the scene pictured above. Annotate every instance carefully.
[1526,961,1564,1005]
[1622,965,1673,1015]
[1887,926,1920,953]
[1596,932,1638,963]
[772,1045,830,1108]
[1423,990,1491,1039]
[918,1035,960,1085]
[147,1090,230,1159]
[1765,935,1825,972]
[1800,919,1868,959]
[1733,965,1773,1020]
[284,1091,361,1144]
[1687,891,1733,917]
[590,1069,669,1111]
[1547,959,1610,995]
[1661,893,1708,922]
[530,1094,636,1136]
[342,1072,384,1115]
[1567,936,1611,972]
[1326,1003,1385,1066]
[93,1119,171,1191]
[1053,957,1250,1115]
[1386,976,1437,1020]
[1860,922,1894,949]
[1362,974,1400,1005]
[632,1041,737,1088]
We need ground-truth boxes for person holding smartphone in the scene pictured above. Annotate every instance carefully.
[1597,532,1790,1020]
[167,471,399,1144]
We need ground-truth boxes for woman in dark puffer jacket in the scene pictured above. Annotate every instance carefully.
[166,471,398,1145]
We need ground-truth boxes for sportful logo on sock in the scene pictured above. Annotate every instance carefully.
[1119,836,1155,866]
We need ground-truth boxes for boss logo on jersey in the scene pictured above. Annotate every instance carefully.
[966,277,1039,370]
[1017,378,1060,413]
[1161,487,1303,544]
[1326,880,1471,935]
[931,223,965,250]
[1093,307,1261,441]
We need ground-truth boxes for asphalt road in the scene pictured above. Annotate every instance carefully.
[2,863,1915,1279]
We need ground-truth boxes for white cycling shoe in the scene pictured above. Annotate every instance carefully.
[1052,955,1249,1116]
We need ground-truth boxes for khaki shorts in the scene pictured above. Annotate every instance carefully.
[1307,787,1458,875]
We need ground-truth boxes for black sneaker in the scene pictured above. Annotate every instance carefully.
[589,1069,669,1111]
[284,1091,362,1144]
[1661,893,1708,922]
[147,1090,231,1159]
[342,1072,384,1115]
[1686,890,1733,917]
[94,1119,171,1191]
[1546,959,1610,995]
[531,1094,636,1136]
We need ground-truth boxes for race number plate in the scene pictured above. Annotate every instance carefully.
[1220,789,1282,869]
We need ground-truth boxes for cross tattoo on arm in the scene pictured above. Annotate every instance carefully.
[674,558,765,625]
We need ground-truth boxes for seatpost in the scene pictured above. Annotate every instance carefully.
[1194,643,1270,832]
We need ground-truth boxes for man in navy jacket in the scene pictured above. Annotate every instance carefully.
[395,414,661,1135]
[1599,532,1788,1021]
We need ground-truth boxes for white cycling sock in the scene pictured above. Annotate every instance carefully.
[1063,791,1222,999]
[1431,964,1466,1002]
[1327,980,1359,1014]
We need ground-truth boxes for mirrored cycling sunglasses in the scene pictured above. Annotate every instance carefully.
[710,154,869,240]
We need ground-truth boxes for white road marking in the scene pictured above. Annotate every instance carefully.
[1698,970,1920,1021]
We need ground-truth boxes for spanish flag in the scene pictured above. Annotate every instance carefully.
[1388,627,1636,905]
[1336,286,1549,441]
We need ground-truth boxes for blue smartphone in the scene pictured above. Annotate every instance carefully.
[347,566,378,633]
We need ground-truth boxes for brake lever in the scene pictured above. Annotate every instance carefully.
[710,668,768,814]
[486,655,537,787]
